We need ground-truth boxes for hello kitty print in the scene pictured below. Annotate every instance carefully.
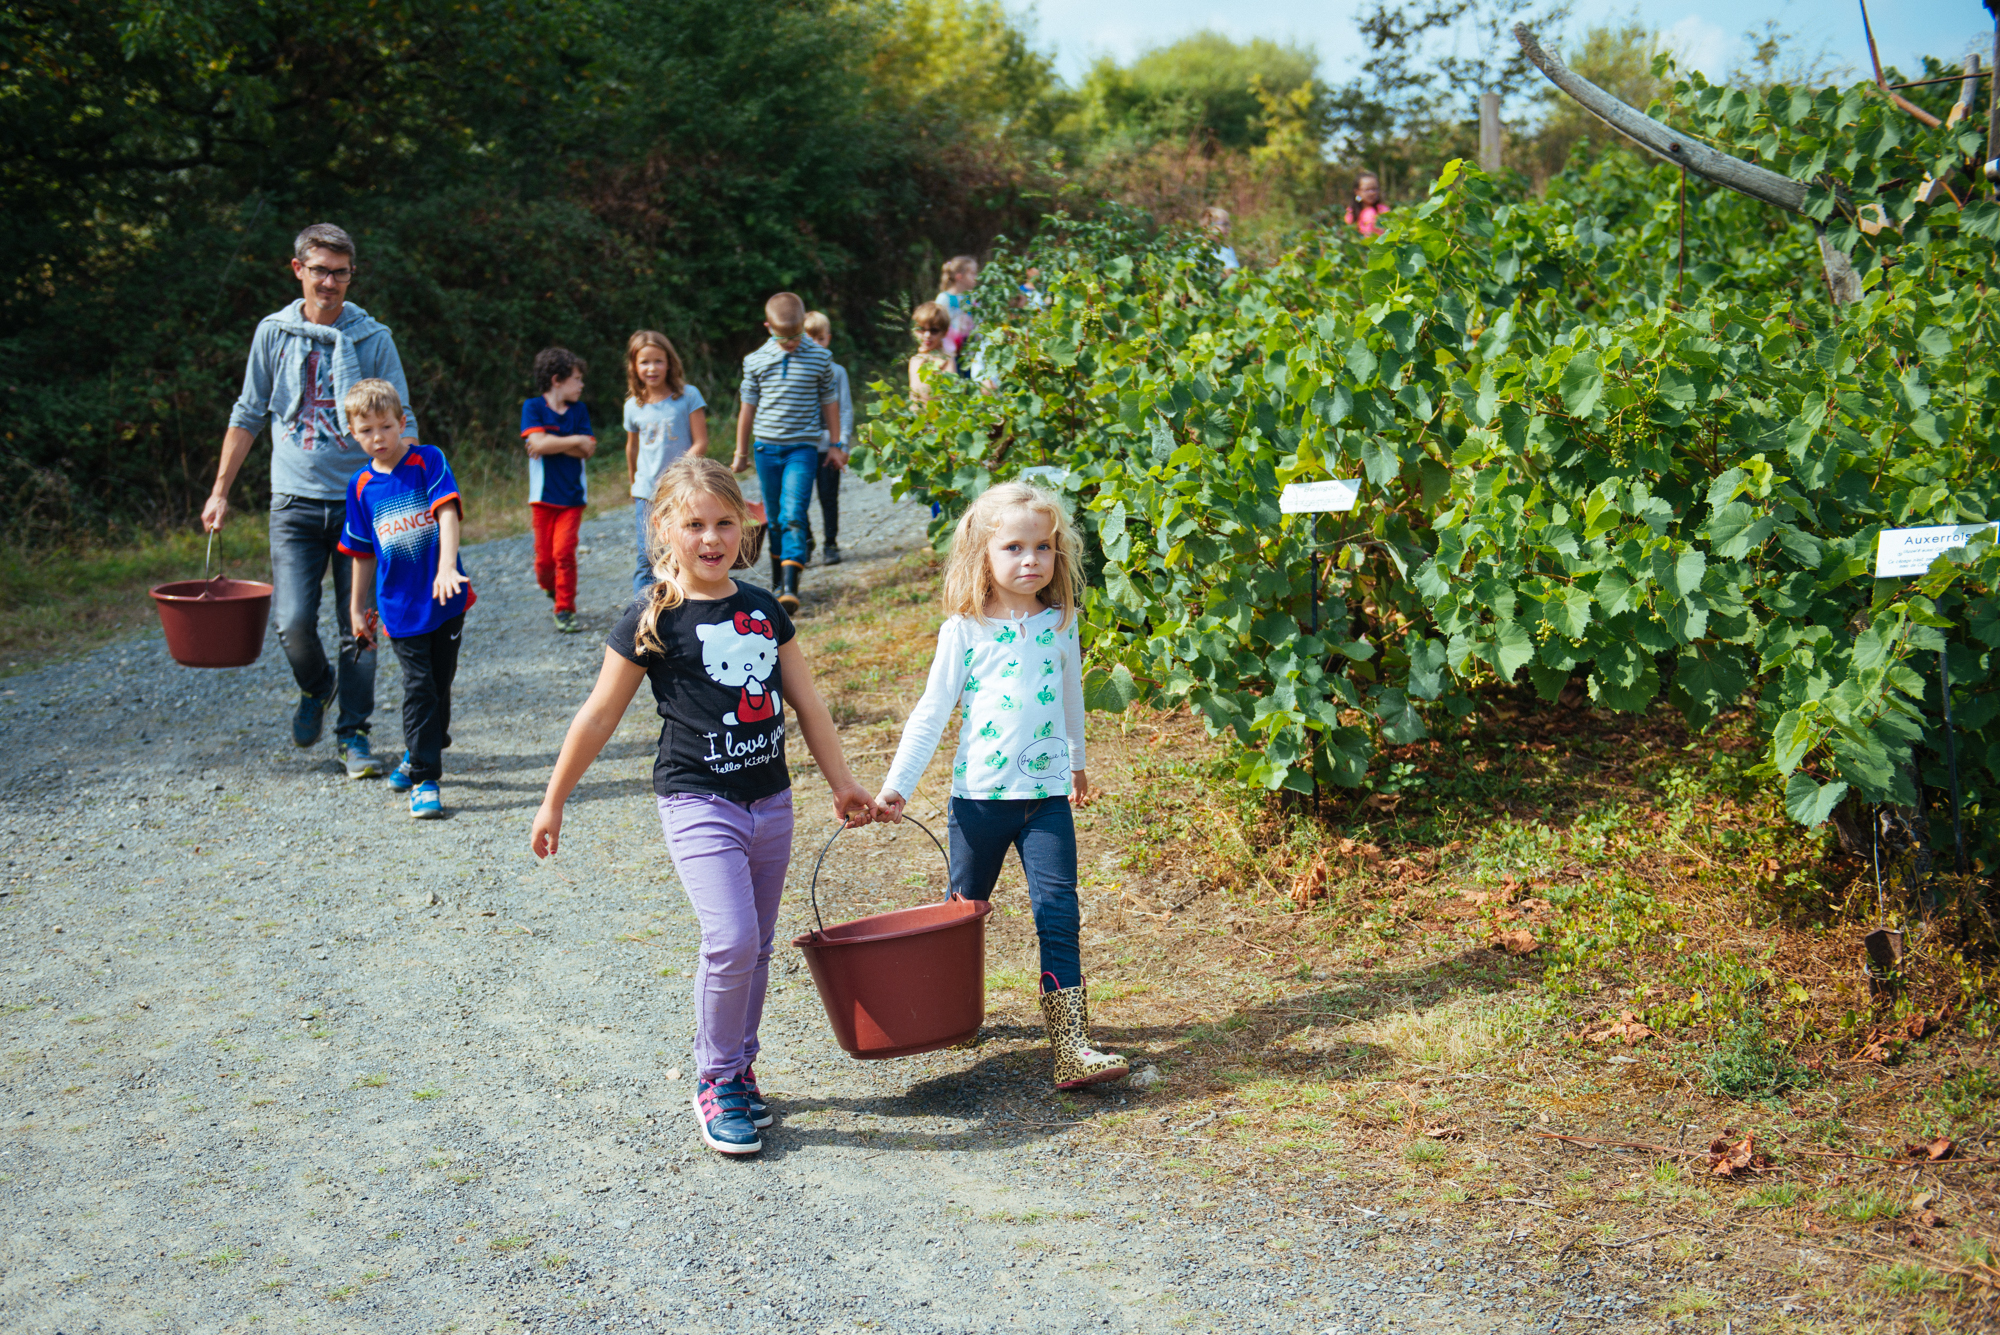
[608,587,797,802]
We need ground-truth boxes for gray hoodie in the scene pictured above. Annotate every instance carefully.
[227,299,420,500]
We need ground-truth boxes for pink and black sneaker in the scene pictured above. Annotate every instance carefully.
[741,1066,772,1128]
[692,1077,761,1155]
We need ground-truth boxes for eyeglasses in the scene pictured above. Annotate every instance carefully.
[301,263,356,284]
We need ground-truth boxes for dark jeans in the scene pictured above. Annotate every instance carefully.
[948,795,1081,990]
[752,439,819,564]
[809,453,841,549]
[389,613,463,783]
[269,494,375,739]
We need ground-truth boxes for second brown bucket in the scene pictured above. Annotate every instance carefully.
[792,817,989,1060]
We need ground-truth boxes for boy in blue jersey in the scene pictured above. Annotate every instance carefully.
[338,379,476,819]
[522,347,596,632]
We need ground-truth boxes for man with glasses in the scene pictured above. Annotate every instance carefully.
[203,223,419,777]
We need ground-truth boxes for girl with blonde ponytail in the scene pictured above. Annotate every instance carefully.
[531,456,875,1156]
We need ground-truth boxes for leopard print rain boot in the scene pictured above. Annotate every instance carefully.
[1038,981,1129,1089]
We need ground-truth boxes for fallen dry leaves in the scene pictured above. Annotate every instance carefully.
[1288,855,1327,910]
[1904,1136,1957,1163]
[1491,929,1541,956]
[1580,1011,1656,1046]
[1707,1132,1773,1178]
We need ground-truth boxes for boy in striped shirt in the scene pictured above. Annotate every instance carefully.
[729,292,840,613]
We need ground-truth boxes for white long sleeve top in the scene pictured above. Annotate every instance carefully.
[883,607,1087,801]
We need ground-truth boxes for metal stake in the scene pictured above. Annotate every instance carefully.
[1941,648,1969,877]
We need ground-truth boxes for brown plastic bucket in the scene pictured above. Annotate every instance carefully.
[792,817,989,1059]
[151,576,272,669]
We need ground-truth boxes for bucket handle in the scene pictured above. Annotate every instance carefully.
[805,813,950,937]
[204,527,216,585]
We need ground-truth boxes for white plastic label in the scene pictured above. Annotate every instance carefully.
[1279,479,1362,514]
[1873,522,1999,578]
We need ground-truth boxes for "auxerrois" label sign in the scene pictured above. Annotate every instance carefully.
[1872,522,1999,578]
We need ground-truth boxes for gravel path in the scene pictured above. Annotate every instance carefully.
[0,474,1653,1333]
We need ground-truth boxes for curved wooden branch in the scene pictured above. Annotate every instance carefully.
[1513,23,1808,214]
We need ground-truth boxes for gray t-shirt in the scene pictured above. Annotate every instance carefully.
[227,299,418,500]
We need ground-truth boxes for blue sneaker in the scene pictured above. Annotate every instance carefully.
[338,733,381,779]
[742,1065,772,1128]
[291,687,335,748]
[693,1078,761,1154]
[409,781,443,820]
[386,752,415,793]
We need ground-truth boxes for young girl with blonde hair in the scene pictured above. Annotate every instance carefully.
[875,481,1128,1089]
[622,330,708,595]
[936,254,979,377]
[533,456,874,1155]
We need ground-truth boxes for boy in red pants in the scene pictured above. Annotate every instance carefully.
[522,347,595,632]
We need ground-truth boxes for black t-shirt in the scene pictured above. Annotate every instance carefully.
[606,583,797,800]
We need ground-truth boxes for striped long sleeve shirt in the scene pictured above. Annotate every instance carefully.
[739,337,838,445]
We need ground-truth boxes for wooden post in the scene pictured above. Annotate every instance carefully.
[1513,23,1862,307]
[1949,54,1981,127]
[1479,91,1503,174]
[1990,17,2000,193]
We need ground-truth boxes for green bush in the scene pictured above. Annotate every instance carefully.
[0,0,1048,541]
[860,68,1998,864]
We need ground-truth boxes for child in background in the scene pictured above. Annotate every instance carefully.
[801,311,851,567]
[937,254,979,378]
[623,330,708,595]
[522,347,596,633]
[907,302,954,403]
[730,292,841,613]
[874,482,1127,1090]
[1200,205,1240,272]
[337,378,474,820]
[531,457,874,1155]
[1345,173,1390,237]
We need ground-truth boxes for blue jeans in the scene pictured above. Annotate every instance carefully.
[948,796,1082,990]
[633,496,655,596]
[268,493,375,739]
[753,440,820,565]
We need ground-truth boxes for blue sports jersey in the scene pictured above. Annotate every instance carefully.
[337,445,475,639]
[521,396,593,507]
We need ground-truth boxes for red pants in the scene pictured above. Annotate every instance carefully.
[531,502,584,613]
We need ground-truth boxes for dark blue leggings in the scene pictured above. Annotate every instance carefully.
[947,796,1081,991]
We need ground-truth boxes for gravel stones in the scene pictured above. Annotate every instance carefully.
[0,474,1653,1333]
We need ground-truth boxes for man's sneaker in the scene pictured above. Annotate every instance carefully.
[823,542,843,566]
[692,1078,761,1154]
[554,612,579,634]
[291,687,335,749]
[742,1066,773,1127]
[409,781,443,820]
[386,753,416,793]
[338,733,382,779]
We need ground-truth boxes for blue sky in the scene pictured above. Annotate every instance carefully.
[1025,1,1990,91]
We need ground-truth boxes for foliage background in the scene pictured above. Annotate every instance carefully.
[858,53,1999,886]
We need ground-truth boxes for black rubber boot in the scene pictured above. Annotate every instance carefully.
[778,560,803,613]
[769,554,783,589]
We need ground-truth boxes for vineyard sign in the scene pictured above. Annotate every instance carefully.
[1873,522,2000,578]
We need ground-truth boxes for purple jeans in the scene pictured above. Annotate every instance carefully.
[657,790,795,1082]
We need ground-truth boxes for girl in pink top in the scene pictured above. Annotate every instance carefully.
[1345,173,1391,237]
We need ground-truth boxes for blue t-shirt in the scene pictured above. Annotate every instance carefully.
[521,396,593,507]
[337,446,475,640]
[624,387,708,500]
